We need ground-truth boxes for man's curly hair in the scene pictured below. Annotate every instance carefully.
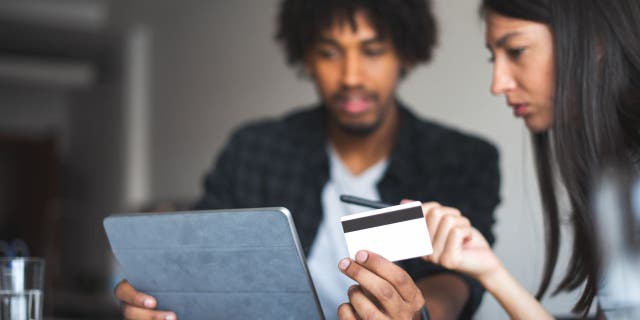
[275,0,438,66]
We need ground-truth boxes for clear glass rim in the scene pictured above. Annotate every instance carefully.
[0,257,45,264]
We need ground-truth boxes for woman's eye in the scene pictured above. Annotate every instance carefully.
[507,47,525,59]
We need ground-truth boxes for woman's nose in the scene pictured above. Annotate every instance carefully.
[490,60,516,95]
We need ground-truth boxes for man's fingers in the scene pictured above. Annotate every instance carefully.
[122,303,177,320]
[115,280,177,320]
[347,285,385,320]
[337,303,361,320]
[115,280,157,309]
[339,251,420,316]
[364,252,425,312]
[339,256,401,315]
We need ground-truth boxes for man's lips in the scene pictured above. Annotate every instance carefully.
[334,93,376,114]
[343,97,373,114]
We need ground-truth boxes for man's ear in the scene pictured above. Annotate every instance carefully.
[302,55,315,78]
[400,61,415,78]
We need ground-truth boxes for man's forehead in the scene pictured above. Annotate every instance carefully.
[318,13,382,41]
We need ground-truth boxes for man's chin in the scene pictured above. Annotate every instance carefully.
[336,122,380,137]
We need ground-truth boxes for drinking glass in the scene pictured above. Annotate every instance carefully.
[0,258,45,320]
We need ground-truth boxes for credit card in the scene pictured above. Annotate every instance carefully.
[341,201,433,262]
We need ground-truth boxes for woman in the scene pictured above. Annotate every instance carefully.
[337,0,640,318]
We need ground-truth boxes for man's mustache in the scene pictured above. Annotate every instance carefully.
[331,88,379,103]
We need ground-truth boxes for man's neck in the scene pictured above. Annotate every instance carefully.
[328,106,399,176]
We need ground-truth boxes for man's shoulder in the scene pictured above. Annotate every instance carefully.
[408,115,498,158]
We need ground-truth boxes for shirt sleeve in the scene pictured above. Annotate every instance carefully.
[455,142,501,247]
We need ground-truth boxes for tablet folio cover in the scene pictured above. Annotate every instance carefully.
[104,208,324,320]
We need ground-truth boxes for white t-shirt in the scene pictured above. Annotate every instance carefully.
[306,146,389,320]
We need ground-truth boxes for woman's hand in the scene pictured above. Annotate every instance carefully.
[418,201,553,319]
[419,202,502,282]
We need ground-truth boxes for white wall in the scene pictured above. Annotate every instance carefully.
[149,0,315,201]
[146,0,584,317]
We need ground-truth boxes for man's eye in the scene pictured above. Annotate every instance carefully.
[318,49,339,59]
[363,47,386,57]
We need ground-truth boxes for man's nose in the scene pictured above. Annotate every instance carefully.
[341,52,363,87]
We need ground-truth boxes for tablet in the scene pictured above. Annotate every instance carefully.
[104,207,324,320]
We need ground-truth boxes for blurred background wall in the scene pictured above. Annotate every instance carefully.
[0,0,587,318]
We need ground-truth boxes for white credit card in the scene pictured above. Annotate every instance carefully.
[341,201,433,262]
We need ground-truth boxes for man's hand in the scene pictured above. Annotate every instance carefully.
[114,279,177,320]
[337,251,425,320]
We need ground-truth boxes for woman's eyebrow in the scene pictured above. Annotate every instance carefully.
[487,31,522,49]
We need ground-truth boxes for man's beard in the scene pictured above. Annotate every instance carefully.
[331,101,393,138]
[328,88,390,137]
[335,114,385,137]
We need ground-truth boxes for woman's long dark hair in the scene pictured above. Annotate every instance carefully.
[482,0,640,315]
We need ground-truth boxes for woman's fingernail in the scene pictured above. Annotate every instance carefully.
[339,259,351,270]
[143,298,154,308]
[165,314,176,320]
[356,251,368,263]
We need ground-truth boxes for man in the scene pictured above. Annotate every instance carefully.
[115,0,500,319]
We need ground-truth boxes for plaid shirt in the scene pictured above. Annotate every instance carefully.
[195,103,500,318]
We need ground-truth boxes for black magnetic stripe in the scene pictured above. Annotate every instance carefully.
[342,207,423,233]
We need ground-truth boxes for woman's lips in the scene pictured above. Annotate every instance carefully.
[512,104,529,117]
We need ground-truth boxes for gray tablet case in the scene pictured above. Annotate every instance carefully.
[104,208,324,320]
